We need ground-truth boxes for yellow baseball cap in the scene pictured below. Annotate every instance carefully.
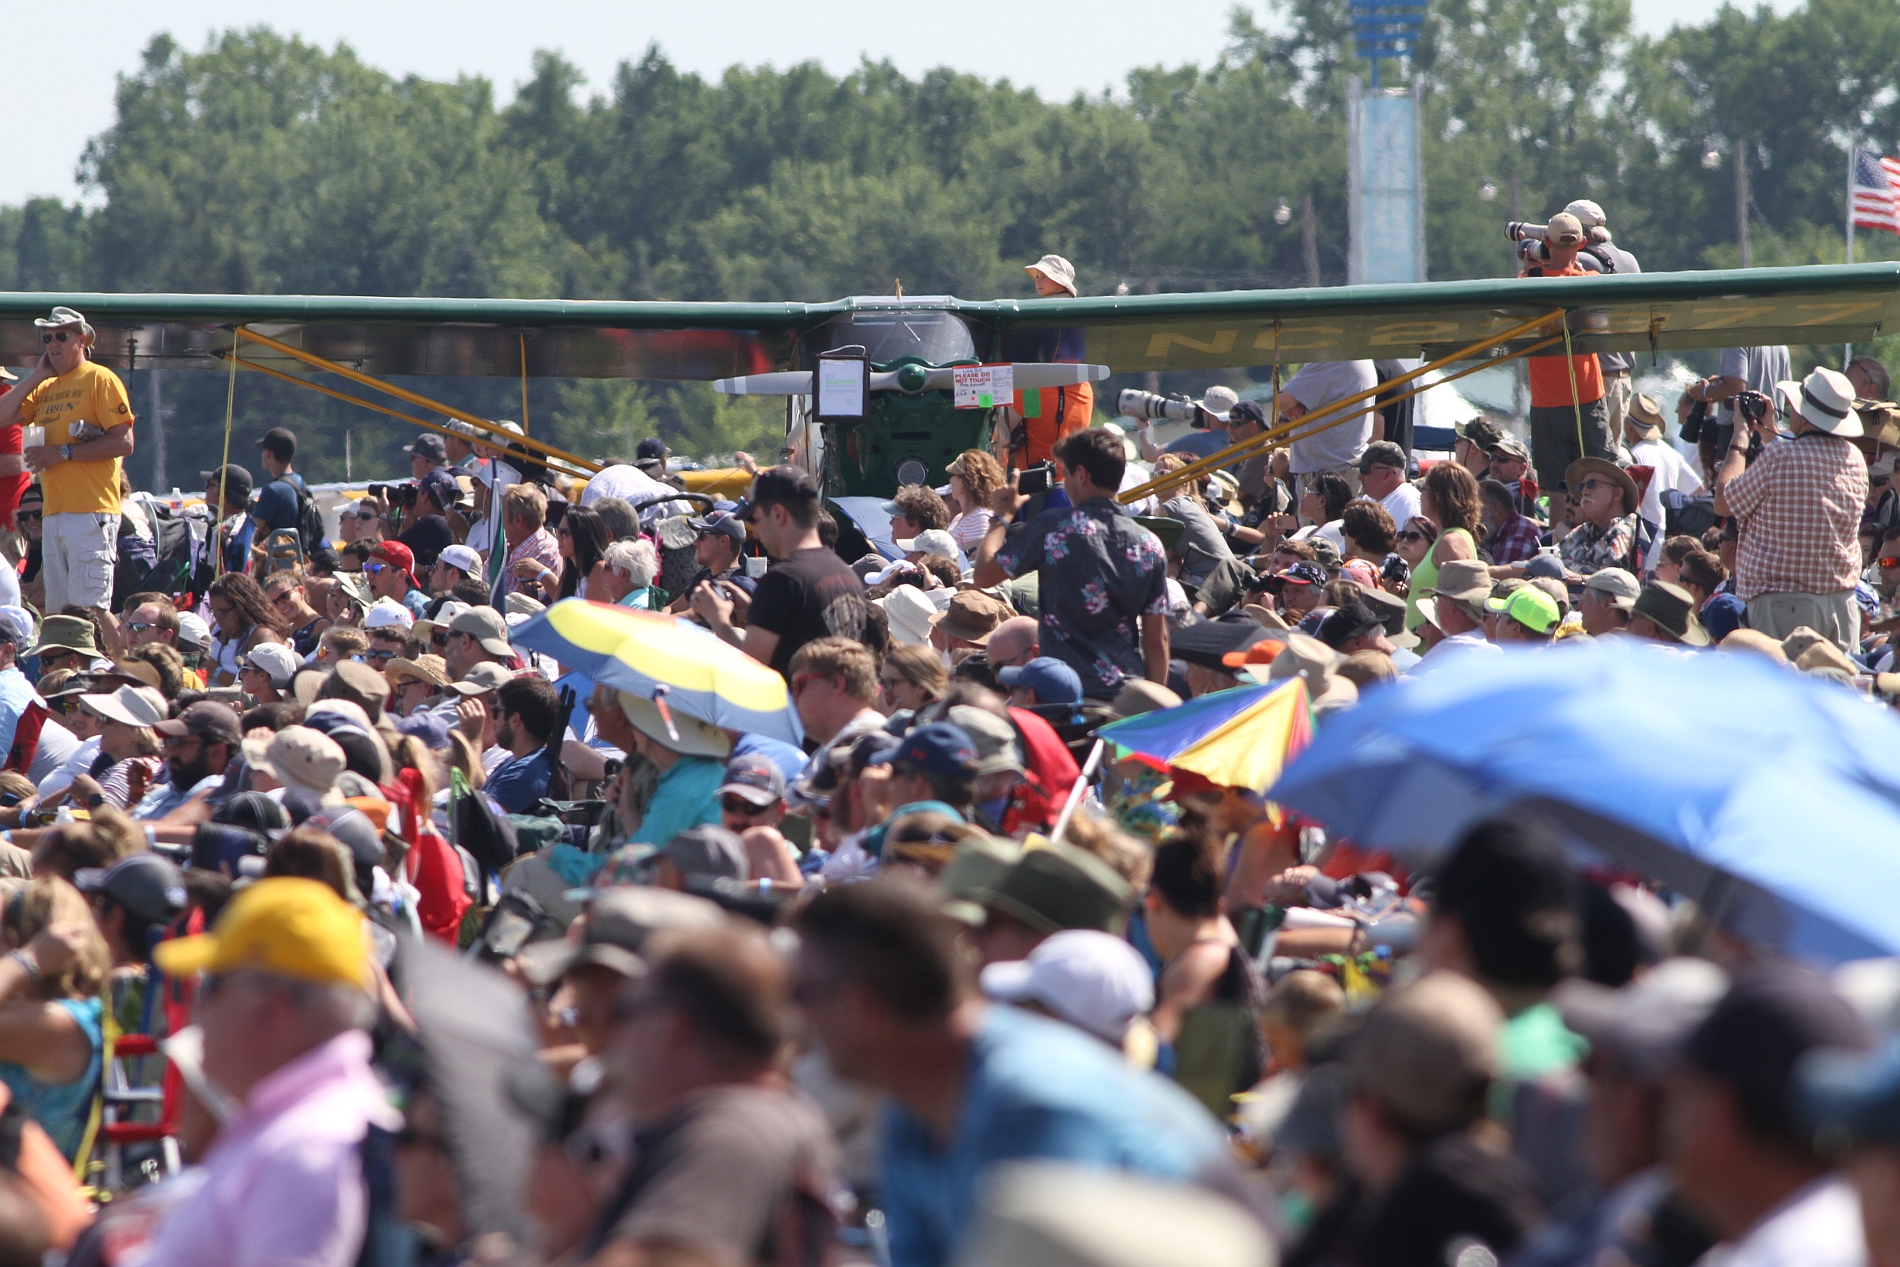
[154,877,368,988]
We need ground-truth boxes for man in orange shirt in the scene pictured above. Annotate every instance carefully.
[998,255,1093,470]
[1520,213,1614,505]
[0,308,135,632]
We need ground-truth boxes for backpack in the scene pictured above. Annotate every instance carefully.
[275,476,338,572]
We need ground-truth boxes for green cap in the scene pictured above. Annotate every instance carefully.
[939,835,1022,926]
[1484,585,1561,634]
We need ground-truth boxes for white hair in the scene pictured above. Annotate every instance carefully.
[604,538,659,589]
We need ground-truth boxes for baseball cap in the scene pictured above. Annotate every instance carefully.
[370,541,418,587]
[1229,399,1269,427]
[0,607,32,648]
[318,661,393,719]
[1556,958,1729,1081]
[435,543,481,574]
[997,656,1083,705]
[1485,585,1561,634]
[1685,963,1870,1146]
[738,466,820,520]
[365,597,414,632]
[240,643,302,689]
[78,684,167,729]
[896,529,960,562]
[1345,972,1503,1135]
[879,722,978,781]
[445,662,515,696]
[664,825,748,882]
[980,929,1156,1045]
[1583,567,1641,609]
[1563,199,1607,229]
[255,426,297,460]
[1520,551,1566,581]
[155,700,242,746]
[716,755,787,807]
[515,885,724,986]
[1269,561,1327,590]
[945,705,1025,778]
[1546,212,1586,246]
[449,606,513,659]
[691,510,746,544]
[176,611,213,652]
[74,853,188,927]
[154,876,368,988]
[406,433,448,463]
[1315,598,1386,649]
[636,436,669,462]
[201,464,254,506]
[395,712,452,750]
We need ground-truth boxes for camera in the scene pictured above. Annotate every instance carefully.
[367,482,418,511]
[1018,463,1056,496]
[1117,389,1198,424]
[1507,219,1618,271]
[1737,390,1771,423]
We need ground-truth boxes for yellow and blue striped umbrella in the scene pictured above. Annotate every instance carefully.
[510,599,803,745]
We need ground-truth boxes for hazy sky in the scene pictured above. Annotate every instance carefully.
[1,0,1792,208]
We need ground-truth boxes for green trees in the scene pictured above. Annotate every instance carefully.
[0,3,1898,484]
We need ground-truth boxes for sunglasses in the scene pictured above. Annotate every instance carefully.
[15,510,40,522]
[431,631,449,647]
[38,330,74,344]
[365,649,396,665]
[1880,557,1900,569]
[1396,530,1428,543]
[1577,478,1612,493]
[126,620,156,633]
[345,510,378,522]
[365,563,387,575]
[721,796,772,815]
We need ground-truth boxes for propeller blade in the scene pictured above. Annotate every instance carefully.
[1009,363,1112,389]
[883,363,1113,393]
[712,371,813,396]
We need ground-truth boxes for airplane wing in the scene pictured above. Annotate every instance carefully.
[1,262,1894,380]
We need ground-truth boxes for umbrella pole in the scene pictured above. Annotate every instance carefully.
[1049,739,1108,846]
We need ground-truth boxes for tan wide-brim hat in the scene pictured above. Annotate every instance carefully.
[1564,457,1642,516]
[1626,393,1665,436]
[617,692,731,760]
[1024,254,1077,297]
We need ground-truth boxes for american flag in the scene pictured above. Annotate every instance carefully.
[1853,148,1900,235]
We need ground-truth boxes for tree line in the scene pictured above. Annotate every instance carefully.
[1,0,1897,484]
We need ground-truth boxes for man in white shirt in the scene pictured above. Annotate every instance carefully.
[1356,441,1421,527]
[1624,393,1704,571]
[1665,964,1870,1267]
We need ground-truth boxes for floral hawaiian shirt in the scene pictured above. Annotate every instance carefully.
[995,497,1169,698]
[1560,513,1636,577]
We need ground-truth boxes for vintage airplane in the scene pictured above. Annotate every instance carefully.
[0,262,1895,500]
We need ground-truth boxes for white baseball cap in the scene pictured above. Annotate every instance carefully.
[365,597,415,631]
[979,929,1155,1045]
[896,529,960,563]
[175,611,213,651]
[240,642,302,689]
[78,685,167,729]
[1563,199,1607,229]
[436,544,481,574]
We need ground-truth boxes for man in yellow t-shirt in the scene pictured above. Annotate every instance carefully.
[0,307,136,626]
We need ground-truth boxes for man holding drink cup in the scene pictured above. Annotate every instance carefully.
[0,306,136,629]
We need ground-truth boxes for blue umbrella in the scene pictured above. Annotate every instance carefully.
[1269,640,1900,962]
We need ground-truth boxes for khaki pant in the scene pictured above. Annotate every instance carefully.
[1745,589,1860,654]
[1602,371,1632,439]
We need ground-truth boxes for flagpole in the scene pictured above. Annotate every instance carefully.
[1847,144,1857,368]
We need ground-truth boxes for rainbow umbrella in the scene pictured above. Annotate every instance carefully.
[1168,678,1312,793]
[509,599,803,746]
[1094,682,1282,771]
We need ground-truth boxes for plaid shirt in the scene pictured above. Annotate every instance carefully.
[1561,513,1637,577]
[1485,512,1543,566]
[497,527,561,599]
[1724,432,1868,601]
